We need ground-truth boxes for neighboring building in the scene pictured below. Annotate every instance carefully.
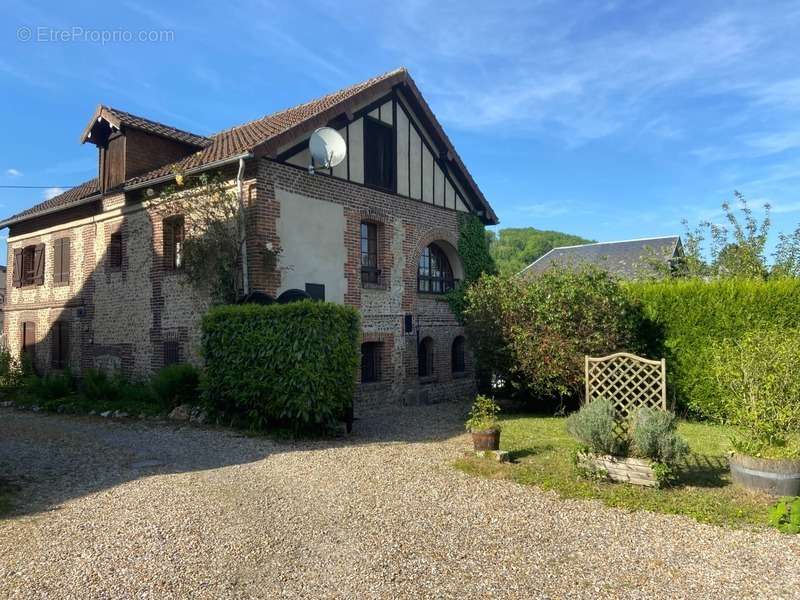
[520,236,683,279]
[0,68,497,411]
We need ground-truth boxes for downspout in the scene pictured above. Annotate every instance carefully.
[237,157,249,296]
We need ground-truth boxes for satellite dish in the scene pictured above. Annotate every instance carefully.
[308,127,347,173]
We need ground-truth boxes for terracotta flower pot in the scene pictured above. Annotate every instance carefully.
[729,453,800,496]
[472,428,500,452]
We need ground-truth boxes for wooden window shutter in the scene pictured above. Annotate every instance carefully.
[54,238,71,284]
[63,238,71,283]
[33,243,45,285]
[53,240,62,283]
[12,248,22,288]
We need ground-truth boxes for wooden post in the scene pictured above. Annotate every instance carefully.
[660,358,667,410]
[584,355,590,405]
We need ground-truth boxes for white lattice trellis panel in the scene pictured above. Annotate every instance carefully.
[585,352,666,420]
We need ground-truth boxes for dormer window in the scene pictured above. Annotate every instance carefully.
[364,117,393,191]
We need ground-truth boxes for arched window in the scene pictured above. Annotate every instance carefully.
[418,244,454,294]
[451,336,465,373]
[418,336,434,378]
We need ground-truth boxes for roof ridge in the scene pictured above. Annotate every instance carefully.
[551,235,680,251]
[101,105,212,144]
[209,67,406,139]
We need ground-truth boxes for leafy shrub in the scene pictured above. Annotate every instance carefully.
[626,277,800,418]
[465,395,501,432]
[768,497,800,534]
[81,368,123,403]
[630,407,689,464]
[709,328,800,459]
[202,301,360,430]
[465,268,647,403]
[0,349,25,389]
[79,369,155,406]
[25,370,75,400]
[566,397,627,456]
[151,363,200,409]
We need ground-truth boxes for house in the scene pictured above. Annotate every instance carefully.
[0,68,497,410]
[520,236,683,279]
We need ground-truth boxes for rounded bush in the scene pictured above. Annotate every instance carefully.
[630,406,689,464]
[566,397,627,456]
[152,363,200,409]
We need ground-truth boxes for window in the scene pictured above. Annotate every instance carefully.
[360,222,380,285]
[418,336,434,378]
[53,237,71,285]
[418,244,455,294]
[361,342,381,383]
[451,336,465,374]
[13,244,44,287]
[109,230,123,269]
[51,321,70,370]
[21,321,36,361]
[163,341,181,366]
[305,283,325,301]
[163,216,185,270]
[364,117,393,190]
[22,246,35,285]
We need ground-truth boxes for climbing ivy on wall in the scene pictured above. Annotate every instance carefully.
[448,213,496,321]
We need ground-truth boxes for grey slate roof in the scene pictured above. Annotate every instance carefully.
[521,236,683,279]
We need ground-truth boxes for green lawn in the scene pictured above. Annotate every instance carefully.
[454,414,772,528]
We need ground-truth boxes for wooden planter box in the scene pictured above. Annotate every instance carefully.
[577,453,659,487]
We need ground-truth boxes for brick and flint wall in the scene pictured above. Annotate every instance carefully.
[4,157,475,411]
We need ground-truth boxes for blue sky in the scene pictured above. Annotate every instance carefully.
[2,1,800,266]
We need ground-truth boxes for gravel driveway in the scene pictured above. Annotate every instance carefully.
[1,404,798,599]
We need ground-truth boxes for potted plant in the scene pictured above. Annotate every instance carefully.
[567,398,688,488]
[711,329,800,496]
[465,395,501,451]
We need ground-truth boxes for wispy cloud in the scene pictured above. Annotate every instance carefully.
[5,169,22,177]
[511,200,595,219]
[43,187,65,200]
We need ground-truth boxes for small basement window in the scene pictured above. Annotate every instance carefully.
[451,336,465,373]
[109,230,123,269]
[163,340,181,366]
[361,342,381,383]
[418,336,434,378]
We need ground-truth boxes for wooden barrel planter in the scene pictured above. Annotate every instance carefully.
[577,453,659,487]
[472,429,500,452]
[729,454,800,497]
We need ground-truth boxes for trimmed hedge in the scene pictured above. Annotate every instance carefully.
[201,301,360,429]
[626,278,800,419]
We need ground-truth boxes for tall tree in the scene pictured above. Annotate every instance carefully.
[489,227,593,275]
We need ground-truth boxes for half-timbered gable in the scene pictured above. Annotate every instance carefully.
[280,90,476,217]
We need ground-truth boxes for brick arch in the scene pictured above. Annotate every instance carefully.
[356,207,393,226]
[410,227,463,281]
